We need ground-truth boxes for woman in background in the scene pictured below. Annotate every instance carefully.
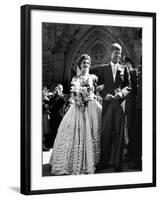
[42,86,51,151]
[48,84,65,148]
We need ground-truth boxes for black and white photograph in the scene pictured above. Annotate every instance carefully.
[20,5,156,194]
[42,23,143,176]
[1,0,160,199]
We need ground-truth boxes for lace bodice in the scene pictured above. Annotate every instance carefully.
[71,74,97,92]
[70,74,98,111]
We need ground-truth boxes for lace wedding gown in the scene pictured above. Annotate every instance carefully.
[49,74,102,175]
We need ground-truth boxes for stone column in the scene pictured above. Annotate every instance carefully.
[53,53,64,84]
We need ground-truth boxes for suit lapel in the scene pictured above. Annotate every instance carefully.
[106,64,115,87]
[115,69,118,85]
[109,63,117,83]
[115,64,121,86]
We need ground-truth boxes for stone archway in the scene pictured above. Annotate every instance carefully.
[64,26,130,85]
[49,24,141,91]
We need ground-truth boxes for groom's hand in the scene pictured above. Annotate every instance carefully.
[114,92,123,100]
[104,94,114,101]
[114,94,121,100]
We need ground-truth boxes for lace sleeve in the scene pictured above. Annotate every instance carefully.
[69,76,78,103]
[71,76,79,86]
[91,74,98,88]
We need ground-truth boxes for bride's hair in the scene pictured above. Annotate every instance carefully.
[77,54,91,69]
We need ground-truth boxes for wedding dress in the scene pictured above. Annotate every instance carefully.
[49,74,102,175]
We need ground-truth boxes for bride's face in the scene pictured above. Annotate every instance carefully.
[80,58,90,73]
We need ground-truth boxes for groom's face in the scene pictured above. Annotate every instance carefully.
[111,49,122,64]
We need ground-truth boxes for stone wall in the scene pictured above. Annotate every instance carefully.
[42,23,142,92]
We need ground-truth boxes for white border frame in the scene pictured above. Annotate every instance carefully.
[30,9,153,191]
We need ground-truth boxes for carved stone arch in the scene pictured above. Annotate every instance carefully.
[64,26,128,83]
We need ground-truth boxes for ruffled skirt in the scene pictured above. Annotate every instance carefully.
[49,99,102,175]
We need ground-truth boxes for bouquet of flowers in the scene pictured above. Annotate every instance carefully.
[70,77,92,111]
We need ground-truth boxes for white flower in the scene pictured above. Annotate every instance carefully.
[117,65,124,76]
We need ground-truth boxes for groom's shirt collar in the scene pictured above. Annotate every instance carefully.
[110,62,119,81]
[111,61,119,67]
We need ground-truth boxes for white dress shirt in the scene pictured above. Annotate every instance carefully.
[110,62,124,98]
[111,62,118,81]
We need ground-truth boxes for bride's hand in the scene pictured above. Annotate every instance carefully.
[104,94,114,101]
[96,95,102,102]
[96,84,105,92]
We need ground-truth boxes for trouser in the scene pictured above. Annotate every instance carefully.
[100,99,125,169]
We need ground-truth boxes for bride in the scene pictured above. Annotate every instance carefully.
[49,54,102,175]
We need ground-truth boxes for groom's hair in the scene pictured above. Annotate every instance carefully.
[111,43,122,53]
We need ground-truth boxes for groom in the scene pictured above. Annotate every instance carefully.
[97,43,131,172]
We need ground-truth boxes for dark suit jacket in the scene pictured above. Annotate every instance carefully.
[125,69,137,113]
[96,63,131,116]
[98,64,131,97]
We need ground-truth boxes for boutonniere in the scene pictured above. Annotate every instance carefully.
[117,65,124,76]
